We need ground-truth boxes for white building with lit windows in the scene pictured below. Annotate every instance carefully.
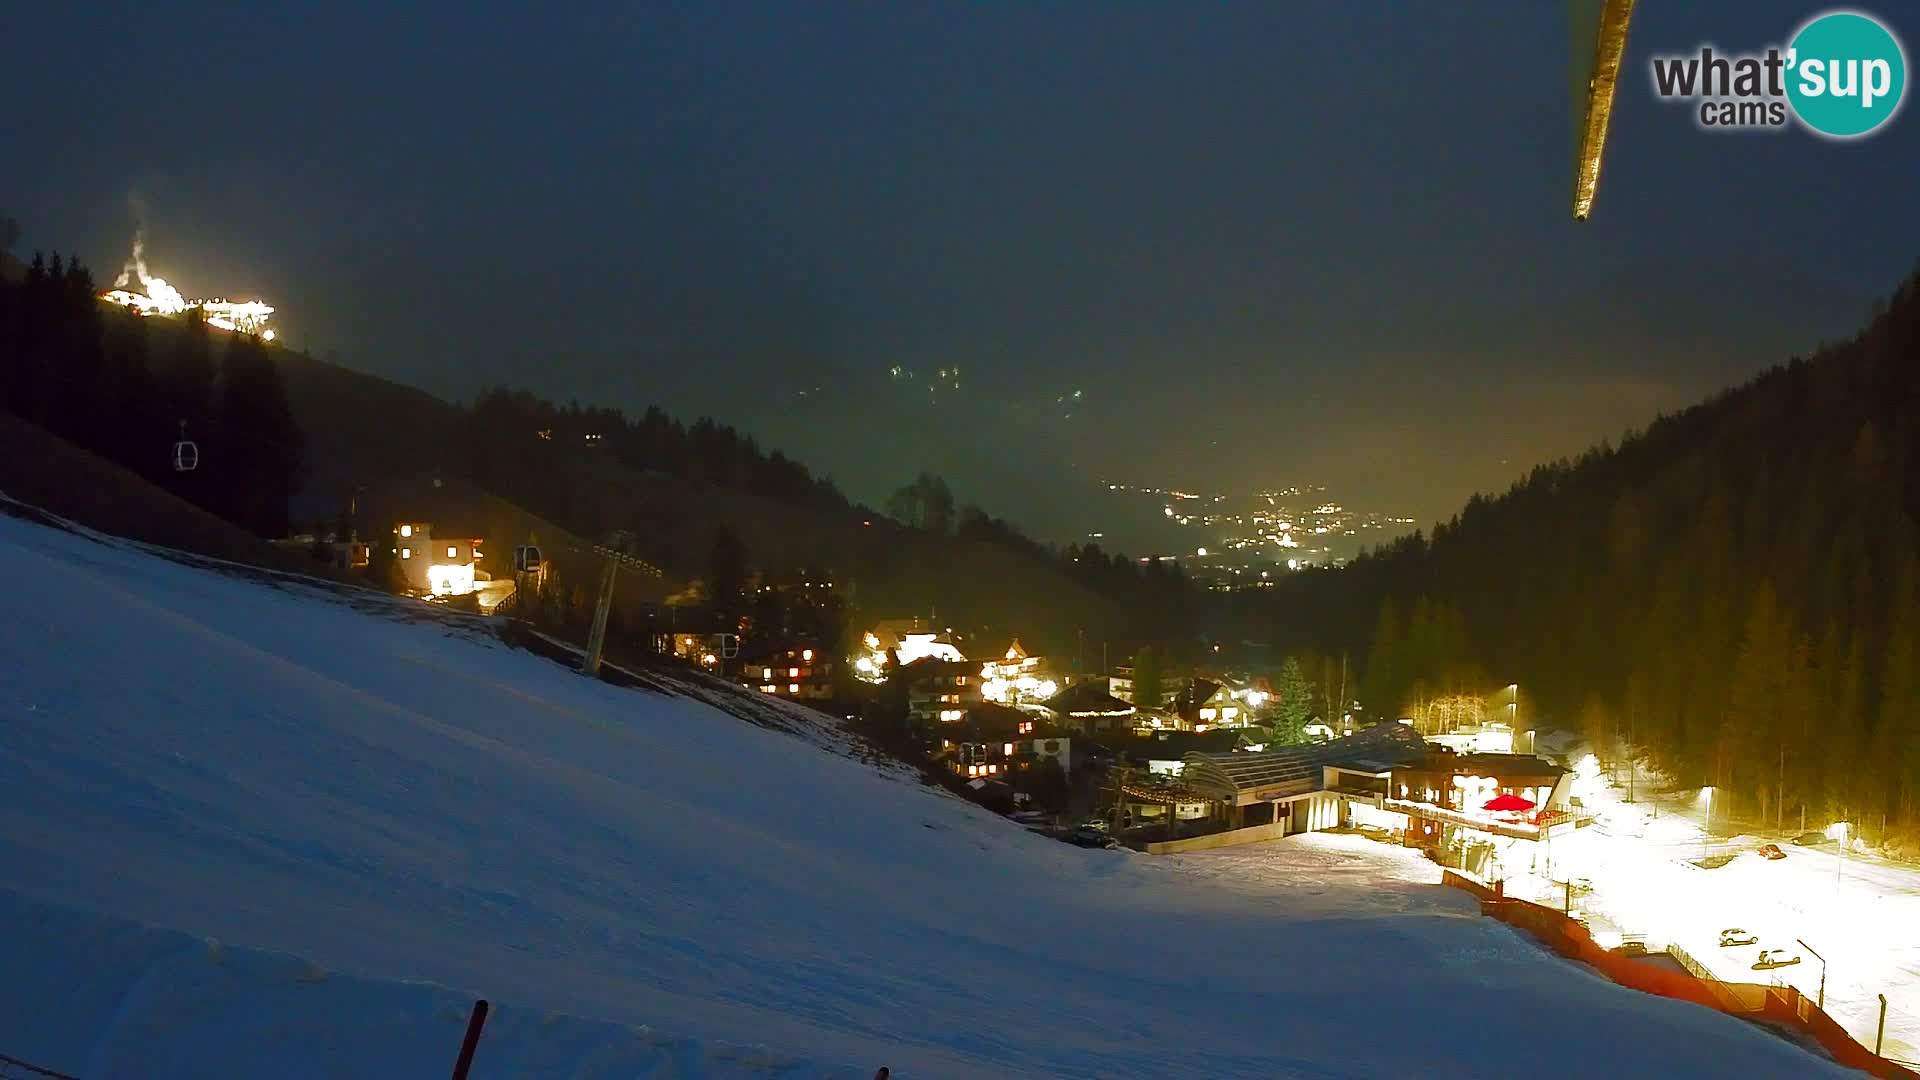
[392,522,484,597]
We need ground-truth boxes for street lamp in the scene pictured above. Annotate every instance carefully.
[1698,786,1717,859]
[1830,821,1849,891]
[1796,937,1827,1009]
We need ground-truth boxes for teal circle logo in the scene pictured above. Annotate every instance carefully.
[1786,11,1907,138]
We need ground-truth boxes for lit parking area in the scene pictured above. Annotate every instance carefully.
[1535,766,1920,1066]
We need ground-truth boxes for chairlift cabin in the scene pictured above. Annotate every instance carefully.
[172,423,199,472]
[512,544,543,573]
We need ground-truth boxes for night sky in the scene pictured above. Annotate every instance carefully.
[8,2,1917,543]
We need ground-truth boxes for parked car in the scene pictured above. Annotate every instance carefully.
[1757,843,1787,860]
[1791,831,1828,846]
[1065,826,1116,849]
[1078,819,1110,834]
[1753,949,1802,970]
[1720,928,1758,947]
[1616,938,1650,957]
[1008,810,1049,825]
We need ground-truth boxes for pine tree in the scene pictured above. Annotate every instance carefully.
[214,332,305,534]
[168,308,215,437]
[1361,598,1402,719]
[1131,646,1163,710]
[1272,657,1313,743]
[1724,580,1794,820]
[101,308,163,477]
[1879,563,1920,829]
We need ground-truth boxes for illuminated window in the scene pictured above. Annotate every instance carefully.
[789,667,800,678]
[446,545,458,559]
[1200,707,1217,721]
[1222,707,1238,720]
[400,547,412,559]
[763,667,773,680]
[956,676,968,685]
[1003,743,1014,756]
[802,649,813,661]
[788,683,799,694]
[400,525,413,538]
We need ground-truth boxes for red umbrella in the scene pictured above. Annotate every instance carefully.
[1483,792,1536,812]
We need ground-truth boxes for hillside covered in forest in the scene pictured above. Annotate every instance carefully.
[0,245,1194,667]
[1265,266,1920,843]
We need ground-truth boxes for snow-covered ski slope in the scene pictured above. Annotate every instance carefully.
[0,509,1848,1078]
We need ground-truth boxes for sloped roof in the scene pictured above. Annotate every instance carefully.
[1182,723,1429,801]
[1169,678,1227,717]
[1102,729,1242,764]
[1045,680,1134,716]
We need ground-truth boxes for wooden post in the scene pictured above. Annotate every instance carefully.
[450,999,489,1080]
[583,558,618,677]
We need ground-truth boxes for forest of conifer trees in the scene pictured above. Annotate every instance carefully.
[0,251,305,536]
[1270,266,1920,844]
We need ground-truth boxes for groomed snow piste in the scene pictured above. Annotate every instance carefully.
[0,508,1850,1078]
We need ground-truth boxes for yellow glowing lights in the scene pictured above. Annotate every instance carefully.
[101,235,278,338]
[426,562,474,596]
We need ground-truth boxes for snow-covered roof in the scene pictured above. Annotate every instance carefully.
[1182,723,1429,801]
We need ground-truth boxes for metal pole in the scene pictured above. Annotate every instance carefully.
[1878,993,1888,1056]
[583,558,618,677]
[1797,938,1826,1010]
[450,999,489,1080]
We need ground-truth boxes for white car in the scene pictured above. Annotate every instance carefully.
[1752,949,1801,970]
[1719,928,1758,947]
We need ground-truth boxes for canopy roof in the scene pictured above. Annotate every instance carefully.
[1182,723,1429,803]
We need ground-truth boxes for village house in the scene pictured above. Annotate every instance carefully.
[1167,678,1247,730]
[743,640,834,701]
[392,521,488,597]
[902,658,982,725]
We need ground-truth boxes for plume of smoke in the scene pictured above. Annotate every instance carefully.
[111,232,145,289]
[111,198,186,313]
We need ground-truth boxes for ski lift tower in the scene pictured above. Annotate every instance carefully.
[582,529,661,678]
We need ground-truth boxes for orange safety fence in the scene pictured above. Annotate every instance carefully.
[1445,875,1919,1080]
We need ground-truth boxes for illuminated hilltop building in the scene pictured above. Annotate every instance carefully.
[98,234,278,341]
[101,288,277,342]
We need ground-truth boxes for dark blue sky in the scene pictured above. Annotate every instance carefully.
[7,2,1916,541]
